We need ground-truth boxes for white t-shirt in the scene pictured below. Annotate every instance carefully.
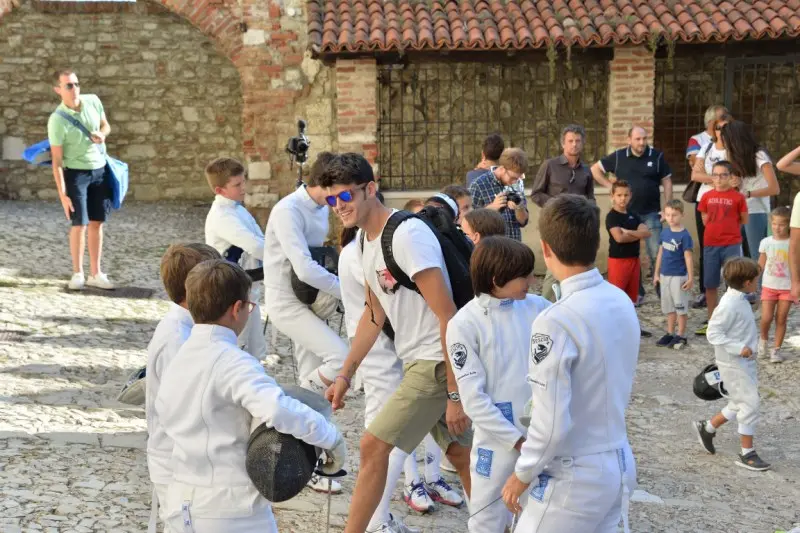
[361,213,452,365]
[740,150,772,214]
[792,192,800,229]
[696,142,726,202]
[759,236,791,291]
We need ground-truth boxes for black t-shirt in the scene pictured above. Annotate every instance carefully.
[600,147,672,216]
[606,209,642,259]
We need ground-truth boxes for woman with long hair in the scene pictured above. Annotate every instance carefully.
[719,120,780,259]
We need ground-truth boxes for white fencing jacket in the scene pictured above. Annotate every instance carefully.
[447,293,550,450]
[145,303,193,486]
[706,288,758,364]
[205,195,265,271]
[155,324,340,517]
[515,269,640,484]
[263,185,340,299]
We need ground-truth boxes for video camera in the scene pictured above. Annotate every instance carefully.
[286,119,310,168]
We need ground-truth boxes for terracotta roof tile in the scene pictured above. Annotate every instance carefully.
[309,0,800,55]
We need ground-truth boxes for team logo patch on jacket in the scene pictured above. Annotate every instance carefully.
[450,343,468,370]
[531,334,553,365]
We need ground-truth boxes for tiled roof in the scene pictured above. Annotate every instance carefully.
[308,0,800,55]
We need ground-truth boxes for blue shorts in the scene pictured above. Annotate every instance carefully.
[703,244,742,289]
[64,167,110,226]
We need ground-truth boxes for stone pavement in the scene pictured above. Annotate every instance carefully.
[0,200,799,533]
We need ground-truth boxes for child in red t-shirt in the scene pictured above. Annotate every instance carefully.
[698,161,749,323]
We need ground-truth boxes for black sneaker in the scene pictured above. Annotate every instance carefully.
[640,329,653,338]
[692,293,707,309]
[671,336,688,350]
[693,420,716,454]
[656,334,674,347]
[736,450,771,471]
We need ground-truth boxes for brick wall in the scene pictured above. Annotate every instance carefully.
[335,58,378,167]
[607,46,656,150]
[0,0,243,202]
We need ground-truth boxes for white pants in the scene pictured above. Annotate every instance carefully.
[238,303,267,361]
[264,287,347,385]
[716,353,759,435]
[165,506,278,533]
[516,445,636,533]
[148,484,169,533]
[469,428,521,533]
[164,483,277,533]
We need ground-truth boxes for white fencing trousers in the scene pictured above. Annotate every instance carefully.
[238,303,267,362]
[164,492,277,533]
[148,484,169,533]
[717,357,759,435]
[468,428,521,533]
[264,287,347,385]
[515,444,636,533]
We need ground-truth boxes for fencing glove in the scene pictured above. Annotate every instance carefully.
[319,432,347,475]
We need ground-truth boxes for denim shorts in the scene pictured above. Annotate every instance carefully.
[703,244,742,289]
[64,167,110,226]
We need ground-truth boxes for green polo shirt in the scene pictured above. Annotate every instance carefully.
[47,94,106,170]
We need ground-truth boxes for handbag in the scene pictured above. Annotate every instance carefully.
[55,110,128,209]
[682,180,701,203]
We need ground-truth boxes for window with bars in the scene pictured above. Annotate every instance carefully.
[376,58,609,191]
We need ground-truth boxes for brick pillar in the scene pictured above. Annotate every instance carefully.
[335,58,378,166]
[607,46,656,151]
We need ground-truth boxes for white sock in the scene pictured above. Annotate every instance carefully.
[741,447,755,456]
[404,450,420,486]
[423,434,442,483]
[368,448,407,530]
[705,421,716,433]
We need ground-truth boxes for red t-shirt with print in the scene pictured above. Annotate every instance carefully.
[698,188,747,246]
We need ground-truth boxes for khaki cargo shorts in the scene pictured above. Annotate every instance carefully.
[367,359,473,454]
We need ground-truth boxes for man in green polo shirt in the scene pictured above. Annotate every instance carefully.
[48,69,114,290]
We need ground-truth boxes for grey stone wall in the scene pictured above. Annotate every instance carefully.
[0,0,243,202]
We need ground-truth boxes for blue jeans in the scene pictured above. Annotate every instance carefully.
[637,212,662,297]
[743,213,768,261]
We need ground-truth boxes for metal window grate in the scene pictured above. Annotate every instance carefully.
[377,59,609,191]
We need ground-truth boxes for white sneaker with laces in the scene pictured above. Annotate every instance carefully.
[306,474,342,494]
[68,272,85,290]
[403,481,435,513]
[769,347,785,363]
[758,339,768,358]
[425,477,464,507]
[86,273,115,290]
[373,514,420,533]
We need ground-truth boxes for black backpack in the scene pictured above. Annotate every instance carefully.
[360,206,475,340]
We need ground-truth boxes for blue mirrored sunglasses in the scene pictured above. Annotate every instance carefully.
[325,184,366,207]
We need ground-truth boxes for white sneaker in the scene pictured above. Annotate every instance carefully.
[758,339,768,358]
[425,477,464,507]
[67,272,85,290]
[306,474,341,494]
[403,481,435,513]
[439,456,457,473]
[374,514,421,533]
[86,273,115,290]
[769,347,785,363]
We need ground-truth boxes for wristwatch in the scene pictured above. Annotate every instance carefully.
[447,391,461,402]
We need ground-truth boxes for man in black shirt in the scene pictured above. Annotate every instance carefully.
[592,126,673,300]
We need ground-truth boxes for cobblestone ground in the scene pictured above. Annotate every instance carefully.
[0,200,798,533]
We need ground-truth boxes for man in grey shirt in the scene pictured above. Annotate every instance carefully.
[530,124,593,301]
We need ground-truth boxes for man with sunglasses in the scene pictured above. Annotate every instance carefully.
[323,153,473,533]
[531,124,594,301]
[262,152,349,493]
[48,69,114,291]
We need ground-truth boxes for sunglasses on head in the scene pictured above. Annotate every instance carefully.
[714,123,727,131]
[325,184,366,207]
[64,82,80,90]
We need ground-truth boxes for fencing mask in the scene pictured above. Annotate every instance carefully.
[246,385,332,503]
[693,363,728,401]
[116,366,146,406]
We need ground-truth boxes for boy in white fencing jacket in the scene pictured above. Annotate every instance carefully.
[502,195,638,533]
[694,257,770,471]
[262,153,348,395]
[204,157,267,361]
[446,236,550,532]
[156,260,346,533]
[146,244,219,531]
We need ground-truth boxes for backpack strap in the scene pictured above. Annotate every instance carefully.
[380,210,419,293]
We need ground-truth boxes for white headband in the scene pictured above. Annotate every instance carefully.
[432,192,459,218]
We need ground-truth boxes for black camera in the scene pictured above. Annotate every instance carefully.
[286,119,310,167]
[506,189,522,205]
